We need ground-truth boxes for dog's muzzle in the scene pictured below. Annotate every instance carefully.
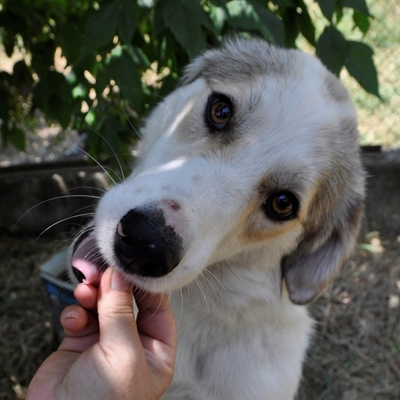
[114,206,183,278]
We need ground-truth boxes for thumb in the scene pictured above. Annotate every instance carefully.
[97,267,140,350]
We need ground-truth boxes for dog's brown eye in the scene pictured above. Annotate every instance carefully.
[264,192,299,221]
[206,94,232,130]
[211,101,231,124]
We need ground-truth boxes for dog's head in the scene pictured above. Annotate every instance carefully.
[71,38,364,305]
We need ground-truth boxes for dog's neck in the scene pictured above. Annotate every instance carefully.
[171,249,292,322]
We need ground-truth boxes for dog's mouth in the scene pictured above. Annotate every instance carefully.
[71,205,184,286]
[71,232,107,286]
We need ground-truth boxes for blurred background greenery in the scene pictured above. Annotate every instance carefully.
[0,0,398,173]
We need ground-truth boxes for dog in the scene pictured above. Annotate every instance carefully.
[70,37,365,399]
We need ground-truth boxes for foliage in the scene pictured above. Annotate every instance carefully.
[0,0,378,167]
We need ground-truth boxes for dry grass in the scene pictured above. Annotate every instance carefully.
[0,234,399,400]
[297,235,400,400]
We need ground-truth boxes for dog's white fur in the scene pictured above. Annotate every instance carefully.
[81,38,365,399]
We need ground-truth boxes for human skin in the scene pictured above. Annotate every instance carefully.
[26,267,177,400]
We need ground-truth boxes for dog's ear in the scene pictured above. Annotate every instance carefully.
[282,197,363,305]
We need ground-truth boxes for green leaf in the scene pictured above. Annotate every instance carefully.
[226,0,283,45]
[298,3,315,46]
[210,5,228,33]
[124,45,151,69]
[155,32,179,69]
[153,1,167,37]
[249,0,285,45]
[84,0,136,50]
[161,0,210,59]
[226,0,258,29]
[59,21,86,66]
[30,41,55,77]
[211,0,229,6]
[85,2,119,48]
[341,0,370,16]
[2,32,15,58]
[72,83,88,99]
[316,0,335,22]
[316,27,346,76]
[335,6,344,23]
[32,71,73,127]
[345,40,380,98]
[114,50,142,109]
[117,0,137,44]
[101,117,125,157]
[353,10,370,34]
[270,0,296,6]
[282,8,300,48]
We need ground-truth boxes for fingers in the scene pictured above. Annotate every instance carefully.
[60,305,98,336]
[59,305,99,352]
[61,305,90,333]
[74,283,98,310]
[96,268,176,395]
[135,291,177,388]
[97,268,140,349]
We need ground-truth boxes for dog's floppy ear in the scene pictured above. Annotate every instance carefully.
[282,196,364,305]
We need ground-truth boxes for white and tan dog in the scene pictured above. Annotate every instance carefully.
[71,37,365,399]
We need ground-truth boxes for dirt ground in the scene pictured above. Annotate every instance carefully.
[1,232,400,400]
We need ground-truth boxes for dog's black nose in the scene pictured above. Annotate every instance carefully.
[114,207,183,278]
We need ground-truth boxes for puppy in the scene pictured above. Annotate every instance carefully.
[71,37,365,399]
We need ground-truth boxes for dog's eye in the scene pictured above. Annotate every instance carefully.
[206,94,232,130]
[264,192,299,221]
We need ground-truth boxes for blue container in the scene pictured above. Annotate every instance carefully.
[40,249,77,342]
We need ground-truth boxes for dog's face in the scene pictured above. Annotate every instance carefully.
[72,38,364,305]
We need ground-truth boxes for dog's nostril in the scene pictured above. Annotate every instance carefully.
[117,223,135,246]
[117,222,128,238]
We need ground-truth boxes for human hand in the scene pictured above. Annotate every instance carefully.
[26,267,177,400]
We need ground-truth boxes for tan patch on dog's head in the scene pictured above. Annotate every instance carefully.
[282,158,365,304]
[239,170,306,243]
[242,211,301,242]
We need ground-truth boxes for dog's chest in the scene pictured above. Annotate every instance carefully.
[163,290,313,400]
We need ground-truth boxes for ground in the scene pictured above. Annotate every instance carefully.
[1,233,399,400]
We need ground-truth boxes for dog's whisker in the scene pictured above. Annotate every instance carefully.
[61,185,107,194]
[77,146,119,186]
[202,270,229,310]
[194,277,210,314]
[68,226,95,255]
[87,127,125,182]
[203,268,227,294]
[122,103,142,140]
[69,205,97,217]
[35,213,95,243]
[199,271,219,301]
[174,287,185,329]
[15,195,100,229]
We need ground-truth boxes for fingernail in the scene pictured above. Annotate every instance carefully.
[111,270,131,292]
[64,311,78,320]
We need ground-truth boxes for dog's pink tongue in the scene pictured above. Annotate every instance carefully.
[71,235,106,286]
